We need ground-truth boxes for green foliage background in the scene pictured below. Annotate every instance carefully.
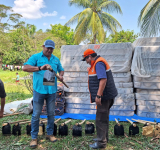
[105,30,139,43]
[0,70,32,103]
[0,5,68,65]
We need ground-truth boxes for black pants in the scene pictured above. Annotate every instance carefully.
[0,79,6,98]
[96,99,114,147]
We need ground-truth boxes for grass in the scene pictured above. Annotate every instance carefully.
[0,115,160,150]
[1,70,160,149]
[0,69,32,103]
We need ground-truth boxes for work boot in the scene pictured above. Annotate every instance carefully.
[89,142,106,149]
[46,135,57,143]
[30,139,37,149]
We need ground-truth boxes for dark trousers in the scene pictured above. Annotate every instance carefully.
[96,99,114,147]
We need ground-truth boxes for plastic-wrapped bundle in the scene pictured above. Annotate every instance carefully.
[132,39,160,118]
[61,43,135,116]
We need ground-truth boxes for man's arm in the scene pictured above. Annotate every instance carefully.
[23,64,51,72]
[95,62,107,105]
[58,71,64,82]
[23,54,43,72]
[95,78,107,105]
[23,65,40,72]
[97,78,107,96]
[59,71,64,76]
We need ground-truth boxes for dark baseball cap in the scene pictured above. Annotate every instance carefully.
[44,40,55,49]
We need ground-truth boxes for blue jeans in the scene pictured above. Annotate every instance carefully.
[31,90,56,139]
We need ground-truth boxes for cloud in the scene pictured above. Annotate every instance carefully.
[42,12,57,17]
[12,0,58,19]
[43,23,48,26]
[60,16,66,19]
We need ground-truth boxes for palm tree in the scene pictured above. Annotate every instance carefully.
[138,0,160,37]
[65,0,122,44]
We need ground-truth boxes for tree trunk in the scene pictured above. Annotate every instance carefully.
[93,34,96,44]
[0,58,2,69]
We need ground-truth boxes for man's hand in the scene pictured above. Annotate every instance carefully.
[87,67,90,72]
[95,97,101,105]
[58,75,64,82]
[0,110,4,118]
[41,64,51,70]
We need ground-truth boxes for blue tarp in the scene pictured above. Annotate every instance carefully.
[40,113,160,122]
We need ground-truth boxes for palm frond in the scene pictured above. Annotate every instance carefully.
[98,0,122,14]
[69,0,91,8]
[65,12,81,26]
[100,11,122,34]
[95,13,105,43]
[74,9,93,44]
[66,0,122,44]
[78,8,92,22]
[138,0,158,26]
[88,11,97,35]
[139,1,160,37]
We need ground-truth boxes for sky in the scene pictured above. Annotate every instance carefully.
[0,0,149,35]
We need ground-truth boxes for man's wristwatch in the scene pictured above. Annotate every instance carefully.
[96,95,101,99]
[38,66,41,71]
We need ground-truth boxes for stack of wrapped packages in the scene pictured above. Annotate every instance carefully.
[132,37,160,118]
[61,43,135,116]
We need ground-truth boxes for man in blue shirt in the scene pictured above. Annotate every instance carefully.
[23,40,64,148]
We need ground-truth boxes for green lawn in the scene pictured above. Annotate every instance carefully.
[0,69,32,103]
[0,70,160,149]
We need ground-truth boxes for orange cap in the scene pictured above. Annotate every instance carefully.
[82,49,95,61]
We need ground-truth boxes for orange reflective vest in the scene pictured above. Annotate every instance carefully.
[88,56,118,103]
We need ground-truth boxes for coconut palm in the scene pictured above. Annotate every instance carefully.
[65,0,122,44]
[138,0,160,37]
